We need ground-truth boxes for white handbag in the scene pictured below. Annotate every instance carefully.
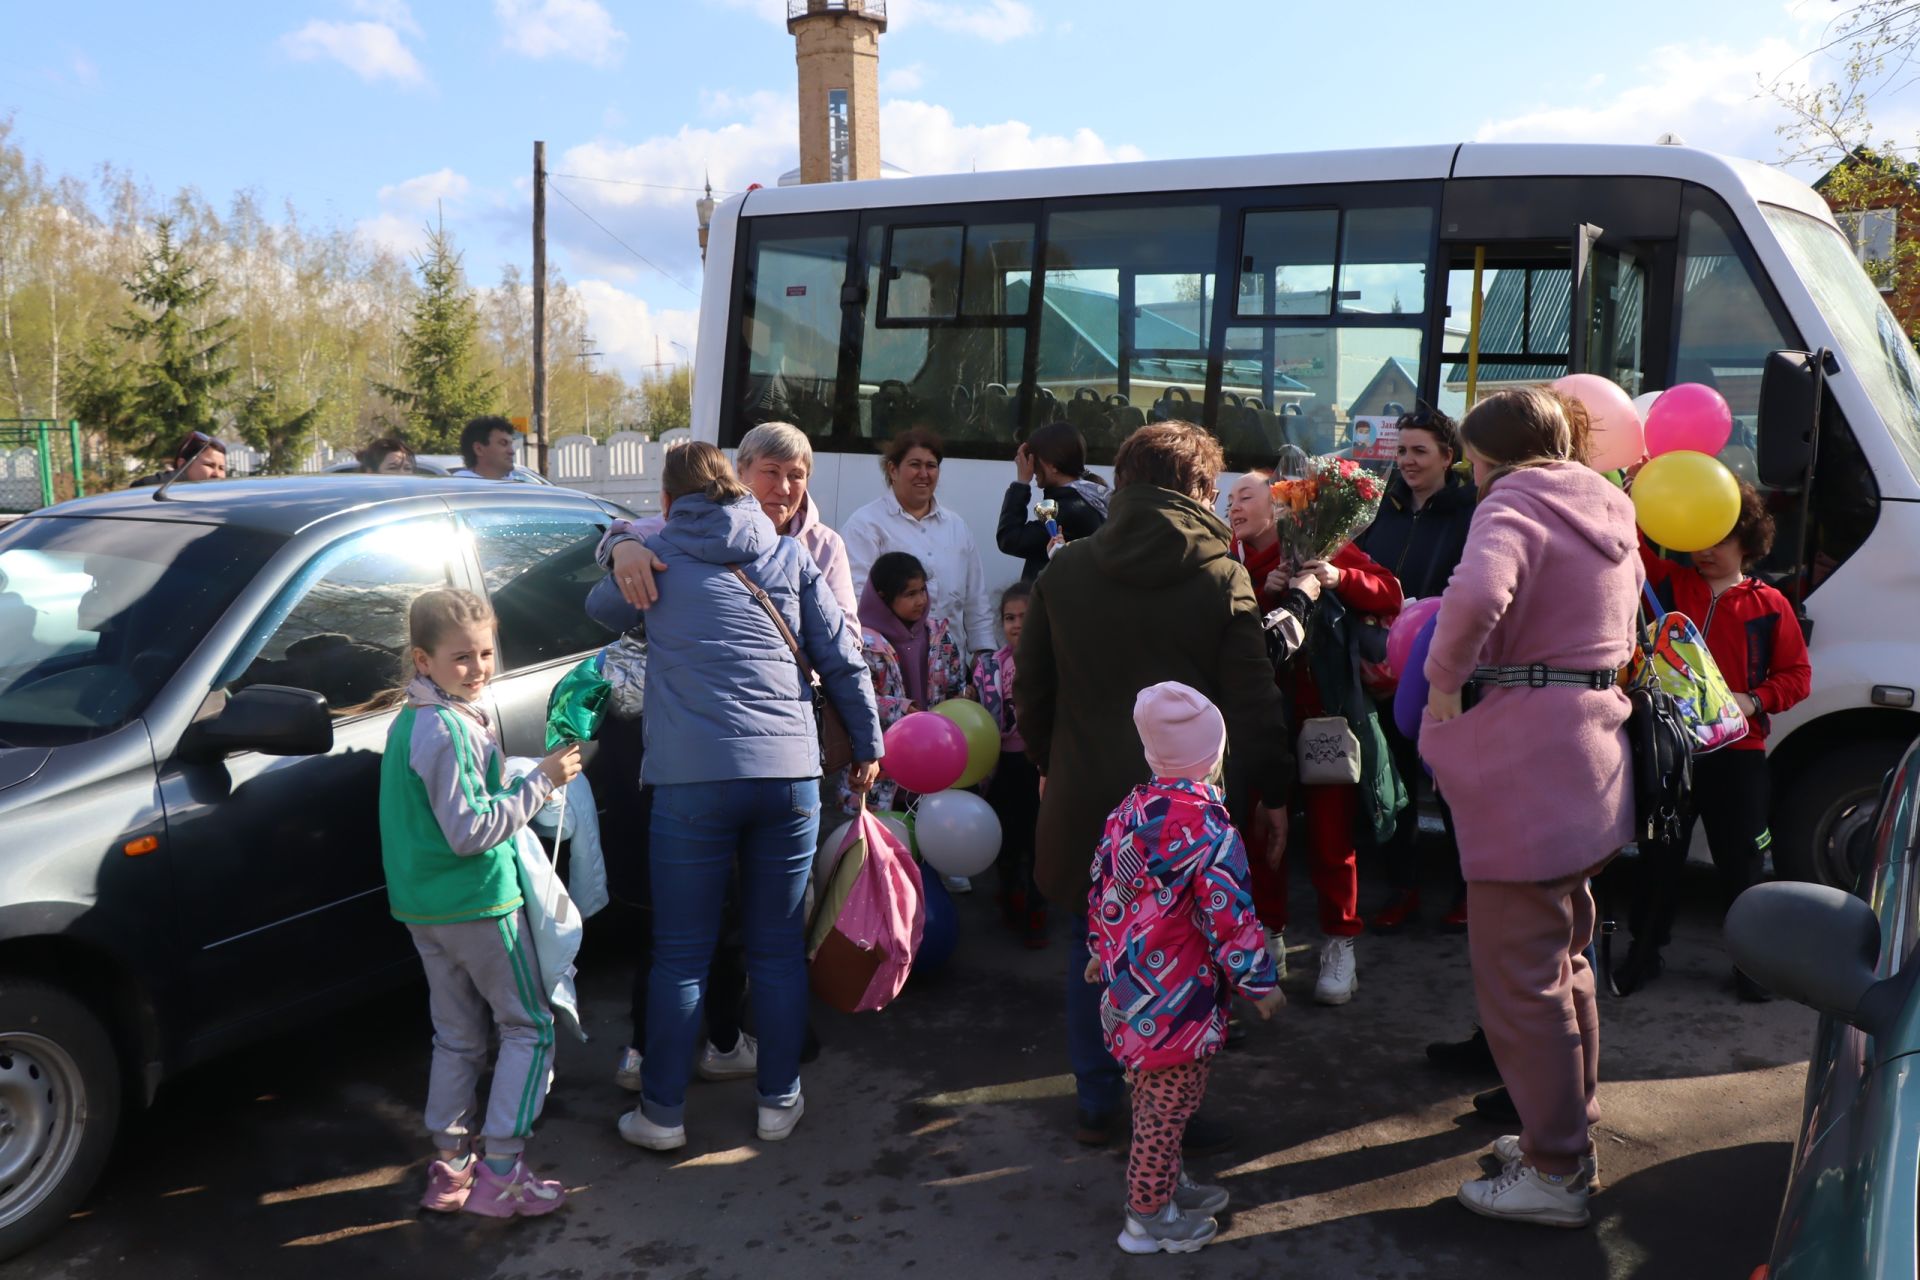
[1297,715,1362,786]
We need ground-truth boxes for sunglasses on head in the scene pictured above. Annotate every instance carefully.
[177,431,224,462]
[1395,408,1451,431]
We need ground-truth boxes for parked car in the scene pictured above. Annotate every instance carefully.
[1727,734,1920,1280]
[0,476,625,1257]
[319,454,555,485]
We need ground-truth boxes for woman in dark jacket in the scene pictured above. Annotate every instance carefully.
[1355,409,1477,931]
[996,421,1110,579]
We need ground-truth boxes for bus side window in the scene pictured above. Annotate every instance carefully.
[1676,191,1878,590]
[736,228,854,441]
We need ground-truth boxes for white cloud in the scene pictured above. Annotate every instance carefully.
[1473,36,1808,164]
[880,100,1146,172]
[281,18,426,86]
[882,62,926,93]
[70,53,99,88]
[356,168,473,255]
[909,0,1038,42]
[349,0,421,36]
[573,280,701,379]
[707,0,1039,40]
[495,0,627,67]
[379,167,473,210]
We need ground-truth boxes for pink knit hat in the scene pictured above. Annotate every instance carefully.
[1133,681,1226,781]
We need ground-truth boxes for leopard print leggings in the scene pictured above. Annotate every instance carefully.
[1128,1060,1211,1215]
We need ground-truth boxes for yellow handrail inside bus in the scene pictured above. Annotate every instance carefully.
[1465,244,1485,409]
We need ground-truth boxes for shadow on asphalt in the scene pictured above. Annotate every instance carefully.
[15,857,1805,1279]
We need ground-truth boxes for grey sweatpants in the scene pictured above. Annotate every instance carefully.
[407,910,555,1156]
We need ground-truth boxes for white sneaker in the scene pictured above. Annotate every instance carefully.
[1265,929,1288,981]
[943,875,972,894]
[697,1033,758,1082]
[1313,936,1357,1005]
[617,1106,685,1151]
[1457,1161,1591,1228]
[1116,1200,1219,1255]
[613,1046,643,1093]
[1491,1135,1599,1190]
[756,1092,805,1142]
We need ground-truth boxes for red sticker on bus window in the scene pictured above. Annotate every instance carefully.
[786,285,807,296]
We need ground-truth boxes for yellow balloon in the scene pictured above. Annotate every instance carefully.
[933,697,1002,789]
[1632,450,1741,552]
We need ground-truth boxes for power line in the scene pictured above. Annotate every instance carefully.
[549,171,742,196]
[546,178,700,297]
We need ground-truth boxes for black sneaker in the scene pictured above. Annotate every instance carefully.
[1180,1111,1235,1157]
[1610,942,1665,997]
[1076,1108,1119,1146]
[1426,1027,1498,1076]
[1472,1086,1519,1124]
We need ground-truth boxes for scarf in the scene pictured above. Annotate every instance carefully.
[859,579,931,710]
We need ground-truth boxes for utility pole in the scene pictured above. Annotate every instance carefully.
[532,139,548,475]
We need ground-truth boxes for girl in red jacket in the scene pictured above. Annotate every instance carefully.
[1616,482,1811,1001]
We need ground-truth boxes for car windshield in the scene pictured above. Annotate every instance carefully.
[0,517,282,746]
[1763,205,1920,484]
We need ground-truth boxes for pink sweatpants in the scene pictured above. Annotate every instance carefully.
[1467,869,1606,1177]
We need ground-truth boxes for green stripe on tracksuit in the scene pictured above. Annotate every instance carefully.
[408,909,556,1156]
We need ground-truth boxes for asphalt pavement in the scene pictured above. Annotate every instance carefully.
[11,862,1812,1280]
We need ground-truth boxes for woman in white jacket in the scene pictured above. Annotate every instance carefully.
[840,428,997,662]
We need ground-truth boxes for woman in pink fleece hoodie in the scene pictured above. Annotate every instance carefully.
[1419,387,1641,1230]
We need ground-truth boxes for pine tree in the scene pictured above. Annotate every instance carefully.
[110,217,237,464]
[378,222,498,452]
[236,374,324,473]
[69,332,139,487]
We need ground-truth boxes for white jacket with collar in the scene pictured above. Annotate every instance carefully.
[839,494,997,654]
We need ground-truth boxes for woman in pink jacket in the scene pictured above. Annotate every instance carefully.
[1420,387,1641,1230]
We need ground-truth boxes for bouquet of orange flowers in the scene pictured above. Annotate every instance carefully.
[1269,455,1386,566]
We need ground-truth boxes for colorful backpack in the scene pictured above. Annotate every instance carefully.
[1628,582,1749,755]
[806,799,926,1013]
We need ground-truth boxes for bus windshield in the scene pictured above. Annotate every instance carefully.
[1763,205,1920,481]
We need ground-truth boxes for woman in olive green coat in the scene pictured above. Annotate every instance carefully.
[1014,422,1295,1144]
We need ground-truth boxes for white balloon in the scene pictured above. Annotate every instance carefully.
[1631,390,1663,420]
[914,790,1002,878]
[816,813,914,884]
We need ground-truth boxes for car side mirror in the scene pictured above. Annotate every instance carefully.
[1756,349,1825,490]
[1726,882,1904,1036]
[181,685,334,763]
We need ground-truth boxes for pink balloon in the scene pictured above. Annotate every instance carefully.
[1386,597,1443,680]
[881,712,968,795]
[1552,374,1644,472]
[1643,383,1732,458]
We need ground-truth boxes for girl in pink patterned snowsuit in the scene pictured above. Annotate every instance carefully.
[1086,682,1284,1255]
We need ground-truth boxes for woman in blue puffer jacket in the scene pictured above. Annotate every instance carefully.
[588,441,883,1153]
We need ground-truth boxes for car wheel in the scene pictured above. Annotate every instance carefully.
[1773,737,1908,891]
[0,979,121,1262]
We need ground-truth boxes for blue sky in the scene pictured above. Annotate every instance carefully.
[5,0,1889,377]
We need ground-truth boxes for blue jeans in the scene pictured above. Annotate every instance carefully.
[641,777,820,1126]
[1066,914,1124,1117]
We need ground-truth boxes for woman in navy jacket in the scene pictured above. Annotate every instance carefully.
[1354,409,1477,931]
[590,442,882,1153]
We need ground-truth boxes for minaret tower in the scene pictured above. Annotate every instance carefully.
[787,0,886,184]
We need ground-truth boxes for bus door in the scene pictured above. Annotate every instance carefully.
[1430,232,1667,418]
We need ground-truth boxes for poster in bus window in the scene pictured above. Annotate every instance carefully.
[1350,416,1400,464]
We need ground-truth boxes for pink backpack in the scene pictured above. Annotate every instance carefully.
[807,800,925,1012]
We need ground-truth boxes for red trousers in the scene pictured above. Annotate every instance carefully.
[1244,785,1362,938]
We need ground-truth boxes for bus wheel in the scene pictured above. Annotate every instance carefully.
[1773,737,1908,890]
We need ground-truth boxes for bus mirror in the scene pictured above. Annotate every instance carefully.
[1758,349,1818,489]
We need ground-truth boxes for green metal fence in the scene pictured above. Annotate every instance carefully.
[0,420,86,511]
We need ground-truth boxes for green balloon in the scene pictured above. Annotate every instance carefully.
[933,698,1002,790]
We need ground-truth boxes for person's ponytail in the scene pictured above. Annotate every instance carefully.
[660,440,751,505]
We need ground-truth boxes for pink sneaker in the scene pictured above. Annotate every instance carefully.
[420,1156,477,1213]
[461,1157,567,1218]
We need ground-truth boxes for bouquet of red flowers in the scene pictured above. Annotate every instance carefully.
[1268,455,1386,566]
